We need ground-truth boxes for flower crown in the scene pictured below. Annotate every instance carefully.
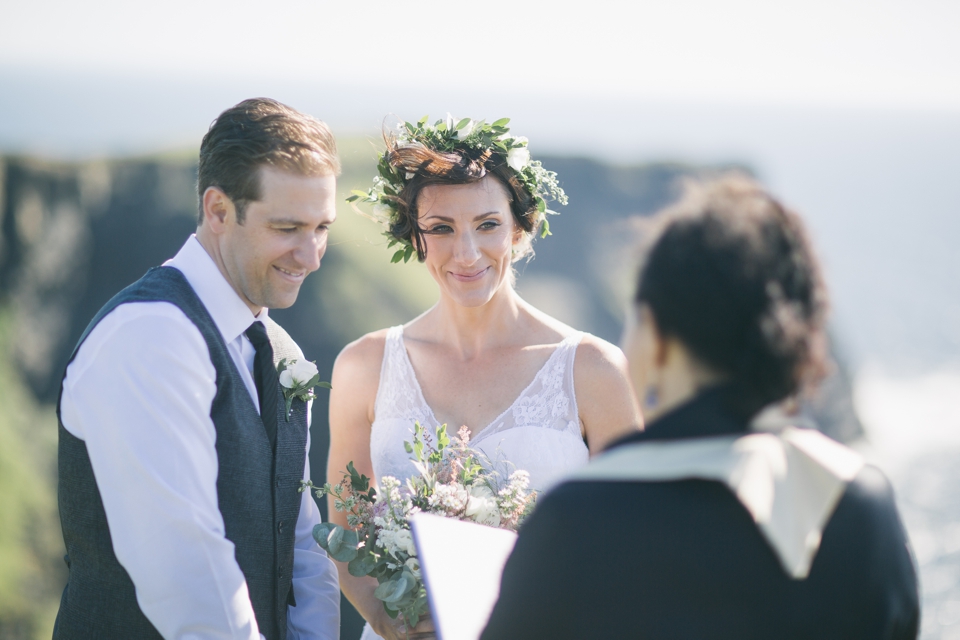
[347,115,568,263]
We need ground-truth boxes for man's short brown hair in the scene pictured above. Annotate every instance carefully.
[197,98,340,225]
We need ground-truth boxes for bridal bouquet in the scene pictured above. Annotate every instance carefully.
[301,423,536,629]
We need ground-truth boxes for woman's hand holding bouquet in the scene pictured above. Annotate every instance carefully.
[302,422,536,634]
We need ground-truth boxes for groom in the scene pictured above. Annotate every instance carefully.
[53,98,340,639]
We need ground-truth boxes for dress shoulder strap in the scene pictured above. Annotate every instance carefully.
[561,331,585,423]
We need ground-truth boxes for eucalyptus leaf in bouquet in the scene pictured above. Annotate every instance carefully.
[301,422,537,630]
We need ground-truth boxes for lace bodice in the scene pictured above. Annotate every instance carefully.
[371,325,590,493]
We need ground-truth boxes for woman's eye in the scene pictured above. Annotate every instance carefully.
[428,224,453,234]
[479,220,500,230]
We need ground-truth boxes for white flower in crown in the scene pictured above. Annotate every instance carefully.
[506,147,531,172]
[372,202,394,219]
[276,358,330,422]
[456,119,475,139]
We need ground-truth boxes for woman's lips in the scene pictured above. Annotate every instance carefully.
[450,267,489,282]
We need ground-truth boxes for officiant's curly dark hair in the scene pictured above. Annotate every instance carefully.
[635,175,829,419]
[196,97,340,225]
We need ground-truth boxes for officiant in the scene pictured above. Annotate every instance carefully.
[481,176,920,639]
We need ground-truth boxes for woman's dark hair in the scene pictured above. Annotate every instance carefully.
[383,141,539,261]
[635,175,829,419]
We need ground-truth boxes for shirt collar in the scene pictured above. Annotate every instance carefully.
[164,235,269,344]
[606,385,749,451]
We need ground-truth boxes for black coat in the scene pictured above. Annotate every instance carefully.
[481,390,920,640]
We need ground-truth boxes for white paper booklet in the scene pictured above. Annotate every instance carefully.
[410,513,518,640]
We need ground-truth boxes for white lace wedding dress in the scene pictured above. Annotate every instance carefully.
[358,325,590,640]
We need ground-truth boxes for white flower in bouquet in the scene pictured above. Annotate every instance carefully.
[465,484,501,527]
[507,147,531,171]
[303,423,537,631]
[405,557,421,579]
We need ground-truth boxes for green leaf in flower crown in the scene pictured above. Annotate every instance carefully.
[404,440,413,454]
[391,248,406,264]
[317,381,332,390]
[455,117,471,130]
[492,117,510,127]
[537,196,547,213]
[403,244,415,263]
[418,115,429,125]
[541,218,552,238]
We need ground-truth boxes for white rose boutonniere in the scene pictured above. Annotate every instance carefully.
[506,147,531,172]
[276,358,331,421]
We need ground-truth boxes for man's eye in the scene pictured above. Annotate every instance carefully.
[277,227,297,233]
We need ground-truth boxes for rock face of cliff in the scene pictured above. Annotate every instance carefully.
[0,152,862,438]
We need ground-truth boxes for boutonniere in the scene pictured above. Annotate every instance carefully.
[276,358,331,421]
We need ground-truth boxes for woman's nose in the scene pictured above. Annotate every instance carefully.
[453,230,481,265]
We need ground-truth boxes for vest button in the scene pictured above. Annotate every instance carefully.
[278,567,284,579]
[276,478,281,488]
[278,521,284,533]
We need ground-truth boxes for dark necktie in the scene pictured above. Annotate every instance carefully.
[245,321,278,450]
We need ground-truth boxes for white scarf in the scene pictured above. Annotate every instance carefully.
[568,426,865,579]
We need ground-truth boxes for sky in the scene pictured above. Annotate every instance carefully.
[2,0,960,112]
[1,0,959,375]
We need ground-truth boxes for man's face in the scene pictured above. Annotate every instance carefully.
[219,166,336,312]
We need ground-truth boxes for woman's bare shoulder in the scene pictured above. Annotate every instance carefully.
[333,328,391,380]
[575,333,630,375]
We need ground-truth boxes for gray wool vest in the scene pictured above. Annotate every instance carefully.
[53,266,308,640]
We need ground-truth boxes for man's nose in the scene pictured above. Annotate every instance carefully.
[298,232,325,273]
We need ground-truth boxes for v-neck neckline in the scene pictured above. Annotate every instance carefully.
[396,326,575,444]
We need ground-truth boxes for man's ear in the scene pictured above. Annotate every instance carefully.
[201,187,233,233]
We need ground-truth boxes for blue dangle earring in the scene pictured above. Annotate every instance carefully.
[644,384,660,410]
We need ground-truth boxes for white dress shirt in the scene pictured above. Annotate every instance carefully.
[60,235,340,640]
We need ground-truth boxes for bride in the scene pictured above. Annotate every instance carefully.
[327,116,642,639]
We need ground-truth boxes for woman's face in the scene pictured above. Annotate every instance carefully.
[621,304,660,413]
[416,175,522,308]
